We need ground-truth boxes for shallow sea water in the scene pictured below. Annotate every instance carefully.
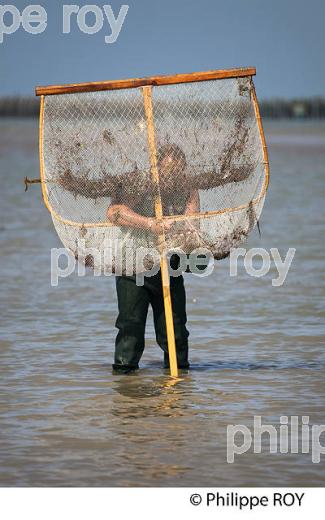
[0,119,324,486]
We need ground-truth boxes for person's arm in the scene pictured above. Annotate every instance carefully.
[182,190,201,235]
[185,190,200,215]
[107,203,151,230]
[107,203,171,234]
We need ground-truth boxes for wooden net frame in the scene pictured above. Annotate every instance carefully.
[35,67,269,377]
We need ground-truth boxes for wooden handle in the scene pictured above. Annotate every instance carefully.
[142,85,179,378]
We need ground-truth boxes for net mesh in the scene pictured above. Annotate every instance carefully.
[41,76,268,274]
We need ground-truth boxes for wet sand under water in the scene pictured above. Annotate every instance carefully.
[0,119,324,486]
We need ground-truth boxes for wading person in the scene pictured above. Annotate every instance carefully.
[59,141,246,374]
[107,144,200,373]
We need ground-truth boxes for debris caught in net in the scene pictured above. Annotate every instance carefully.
[40,74,268,274]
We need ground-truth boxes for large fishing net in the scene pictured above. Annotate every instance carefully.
[41,75,268,274]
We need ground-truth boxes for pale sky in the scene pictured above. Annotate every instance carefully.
[1,0,324,98]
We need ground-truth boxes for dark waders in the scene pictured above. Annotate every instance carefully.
[112,269,190,373]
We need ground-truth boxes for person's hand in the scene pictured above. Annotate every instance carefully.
[148,218,172,234]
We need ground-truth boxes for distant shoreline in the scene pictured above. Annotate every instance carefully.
[0,96,324,119]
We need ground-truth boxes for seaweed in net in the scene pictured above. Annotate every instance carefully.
[57,166,155,201]
[209,201,259,259]
[55,108,254,203]
[187,108,255,191]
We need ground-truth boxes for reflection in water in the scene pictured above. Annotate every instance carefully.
[111,374,192,419]
[0,120,325,486]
